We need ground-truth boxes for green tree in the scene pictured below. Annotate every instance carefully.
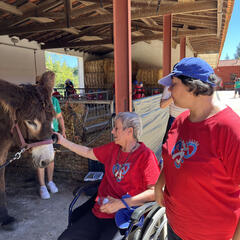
[225,54,230,60]
[234,42,240,59]
[45,52,79,89]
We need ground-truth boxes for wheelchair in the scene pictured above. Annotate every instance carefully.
[68,181,168,240]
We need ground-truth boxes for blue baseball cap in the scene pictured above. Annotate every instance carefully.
[158,57,215,87]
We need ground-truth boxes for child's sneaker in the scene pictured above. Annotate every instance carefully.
[47,181,58,193]
[40,186,50,199]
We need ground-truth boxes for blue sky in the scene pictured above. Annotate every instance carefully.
[46,51,78,68]
[220,0,240,60]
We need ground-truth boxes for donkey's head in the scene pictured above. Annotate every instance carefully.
[0,71,56,168]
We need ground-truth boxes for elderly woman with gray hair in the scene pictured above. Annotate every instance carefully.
[55,112,160,240]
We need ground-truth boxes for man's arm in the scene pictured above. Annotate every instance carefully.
[160,86,172,108]
[56,112,66,138]
[232,218,240,240]
[160,97,173,108]
[154,170,166,207]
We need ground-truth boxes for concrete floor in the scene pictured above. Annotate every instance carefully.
[1,174,88,240]
[1,90,239,240]
[214,90,240,116]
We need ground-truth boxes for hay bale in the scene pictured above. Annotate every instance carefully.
[105,72,115,86]
[85,60,104,73]
[61,102,86,143]
[103,58,114,74]
[136,68,163,87]
[84,73,105,88]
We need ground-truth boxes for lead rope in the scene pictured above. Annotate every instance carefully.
[0,148,26,170]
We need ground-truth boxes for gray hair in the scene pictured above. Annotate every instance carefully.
[115,112,142,140]
[178,74,219,96]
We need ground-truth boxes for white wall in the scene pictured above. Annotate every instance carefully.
[0,36,45,84]
[0,36,195,86]
[104,40,194,69]
[0,36,97,86]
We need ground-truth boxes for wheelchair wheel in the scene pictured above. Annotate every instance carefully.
[142,207,167,240]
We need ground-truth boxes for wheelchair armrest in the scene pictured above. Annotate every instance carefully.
[68,180,101,227]
[130,202,156,222]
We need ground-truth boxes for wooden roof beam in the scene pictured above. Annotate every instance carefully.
[186,37,196,55]
[71,2,112,16]
[175,13,217,22]
[77,0,112,3]
[0,1,217,36]
[173,16,217,28]
[81,1,111,15]
[0,2,23,16]
[217,0,223,37]
[64,0,72,28]
[29,17,55,23]
[178,0,195,3]
[131,1,174,9]
[41,29,216,49]
[0,0,62,28]
[132,1,217,19]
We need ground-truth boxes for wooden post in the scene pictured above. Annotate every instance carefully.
[113,0,132,113]
[180,37,186,60]
[163,14,172,76]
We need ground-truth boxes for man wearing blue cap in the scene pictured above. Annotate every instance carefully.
[155,57,240,240]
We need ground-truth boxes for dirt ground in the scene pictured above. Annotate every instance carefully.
[1,173,89,240]
[0,90,239,240]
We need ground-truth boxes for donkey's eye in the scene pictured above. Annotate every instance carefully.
[26,120,37,128]
[24,119,41,133]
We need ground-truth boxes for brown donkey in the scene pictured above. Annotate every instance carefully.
[0,77,55,230]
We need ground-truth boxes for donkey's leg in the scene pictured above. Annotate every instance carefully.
[0,142,17,230]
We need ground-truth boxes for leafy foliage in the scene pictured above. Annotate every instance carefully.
[45,52,79,89]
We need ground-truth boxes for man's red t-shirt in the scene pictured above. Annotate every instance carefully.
[92,142,160,219]
[162,107,240,240]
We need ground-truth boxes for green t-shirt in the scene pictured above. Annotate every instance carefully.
[51,96,61,132]
[235,81,240,89]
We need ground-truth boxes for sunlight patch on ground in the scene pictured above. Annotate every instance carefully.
[215,91,240,116]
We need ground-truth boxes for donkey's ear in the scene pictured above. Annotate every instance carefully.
[0,79,24,112]
[37,71,55,97]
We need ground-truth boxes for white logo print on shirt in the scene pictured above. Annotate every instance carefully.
[171,139,199,168]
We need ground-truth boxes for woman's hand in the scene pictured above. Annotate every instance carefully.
[53,132,64,145]
[99,196,124,214]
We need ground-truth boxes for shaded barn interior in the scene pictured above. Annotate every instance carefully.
[0,0,233,57]
[1,0,234,180]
